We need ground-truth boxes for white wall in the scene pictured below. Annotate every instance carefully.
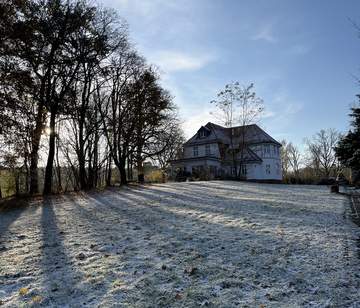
[181,142,282,181]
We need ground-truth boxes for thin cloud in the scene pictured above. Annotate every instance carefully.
[149,51,216,73]
[262,110,276,119]
[109,0,188,19]
[252,24,277,43]
[262,91,303,134]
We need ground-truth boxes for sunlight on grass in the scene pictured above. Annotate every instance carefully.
[19,287,29,296]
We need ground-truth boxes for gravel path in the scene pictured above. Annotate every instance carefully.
[0,181,359,307]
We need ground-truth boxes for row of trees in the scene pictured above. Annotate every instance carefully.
[0,0,184,196]
[281,129,342,184]
[281,98,360,185]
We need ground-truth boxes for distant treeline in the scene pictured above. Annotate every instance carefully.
[281,119,359,185]
[0,0,184,197]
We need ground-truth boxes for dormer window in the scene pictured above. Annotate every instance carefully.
[199,130,206,138]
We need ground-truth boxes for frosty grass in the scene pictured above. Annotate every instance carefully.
[0,181,359,307]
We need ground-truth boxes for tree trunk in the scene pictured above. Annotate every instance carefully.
[43,108,57,195]
[129,155,133,180]
[127,157,131,181]
[92,127,99,188]
[237,127,246,179]
[119,159,127,186]
[78,153,87,189]
[106,154,112,186]
[230,129,237,177]
[29,103,45,195]
[137,156,144,184]
[24,155,30,194]
[55,131,62,192]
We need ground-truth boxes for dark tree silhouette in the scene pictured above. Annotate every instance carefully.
[0,0,183,195]
[335,100,360,181]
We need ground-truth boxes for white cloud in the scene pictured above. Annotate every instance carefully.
[148,51,216,73]
[261,91,303,136]
[107,0,189,21]
[252,24,277,43]
[262,109,276,119]
[181,110,218,139]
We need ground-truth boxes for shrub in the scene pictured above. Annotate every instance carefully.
[146,170,165,183]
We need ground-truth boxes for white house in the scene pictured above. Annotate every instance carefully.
[170,122,282,182]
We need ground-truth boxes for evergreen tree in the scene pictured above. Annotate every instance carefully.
[335,97,360,173]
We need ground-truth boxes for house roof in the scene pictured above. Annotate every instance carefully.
[185,122,282,147]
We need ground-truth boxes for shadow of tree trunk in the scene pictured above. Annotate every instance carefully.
[40,198,85,305]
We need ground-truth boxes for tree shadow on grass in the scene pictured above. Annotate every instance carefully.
[58,187,360,307]
[0,207,25,241]
[39,197,92,306]
[0,198,35,249]
[124,185,341,230]
[185,181,330,200]
[76,190,286,307]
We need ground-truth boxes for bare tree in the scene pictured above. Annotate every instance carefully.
[287,142,302,179]
[211,82,264,178]
[280,139,290,180]
[99,44,145,185]
[306,128,341,178]
[149,117,185,180]
[66,8,122,190]
[127,69,175,183]
[42,0,110,194]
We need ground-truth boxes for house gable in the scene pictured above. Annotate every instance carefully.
[184,124,220,146]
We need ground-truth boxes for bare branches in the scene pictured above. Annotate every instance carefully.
[287,142,302,177]
[210,82,264,128]
[210,82,264,178]
[306,128,341,178]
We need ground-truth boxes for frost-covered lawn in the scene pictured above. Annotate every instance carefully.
[1,181,360,307]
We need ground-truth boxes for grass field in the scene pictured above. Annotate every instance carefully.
[0,181,359,307]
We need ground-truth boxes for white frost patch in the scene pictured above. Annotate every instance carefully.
[0,181,359,307]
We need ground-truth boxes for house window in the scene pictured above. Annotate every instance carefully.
[240,165,247,175]
[193,146,198,157]
[266,164,271,174]
[276,163,280,175]
[205,144,211,155]
[199,130,206,138]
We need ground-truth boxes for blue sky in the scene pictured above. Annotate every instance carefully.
[99,0,360,145]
